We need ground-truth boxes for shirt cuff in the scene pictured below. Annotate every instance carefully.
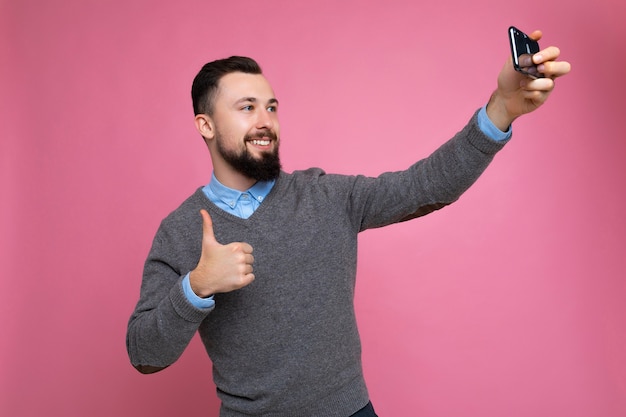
[477,105,512,142]
[182,273,215,309]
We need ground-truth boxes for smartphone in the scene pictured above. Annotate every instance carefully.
[508,26,544,79]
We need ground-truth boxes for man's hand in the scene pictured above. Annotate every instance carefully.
[189,209,255,298]
[487,30,572,131]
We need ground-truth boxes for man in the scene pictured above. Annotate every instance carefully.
[127,31,570,417]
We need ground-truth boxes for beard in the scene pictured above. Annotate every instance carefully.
[216,130,282,182]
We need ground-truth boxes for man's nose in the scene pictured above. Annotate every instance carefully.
[256,109,275,129]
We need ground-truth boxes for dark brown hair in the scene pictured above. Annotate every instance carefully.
[191,56,262,116]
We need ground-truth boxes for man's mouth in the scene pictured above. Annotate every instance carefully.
[245,131,278,148]
[250,139,271,146]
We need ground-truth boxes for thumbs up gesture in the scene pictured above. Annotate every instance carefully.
[189,209,255,298]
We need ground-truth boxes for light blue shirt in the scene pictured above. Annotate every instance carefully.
[182,106,510,308]
[203,173,275,219]
[477,105,512,141]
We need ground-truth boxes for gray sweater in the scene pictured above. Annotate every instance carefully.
[126,112,508,416]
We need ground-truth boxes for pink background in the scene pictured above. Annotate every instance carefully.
[2,0,625,416]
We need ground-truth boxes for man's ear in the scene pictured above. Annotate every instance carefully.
[194,114,215,140]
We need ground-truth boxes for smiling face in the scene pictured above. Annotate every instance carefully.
[196,71,282,190]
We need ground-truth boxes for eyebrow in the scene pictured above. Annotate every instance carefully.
[235,97,279,106]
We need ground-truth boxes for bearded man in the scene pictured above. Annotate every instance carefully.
[127,46,570,417]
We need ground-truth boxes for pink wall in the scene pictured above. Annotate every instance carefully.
[2,0,625,416]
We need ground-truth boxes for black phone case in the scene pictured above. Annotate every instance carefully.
[508,26,543,79]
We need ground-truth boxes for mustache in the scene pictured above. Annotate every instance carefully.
[244,130,278,142]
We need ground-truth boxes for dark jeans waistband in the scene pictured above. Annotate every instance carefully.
[350,401,378,417]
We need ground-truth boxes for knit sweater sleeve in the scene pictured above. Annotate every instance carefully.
[126,193,211,373]
[334,110,509,231]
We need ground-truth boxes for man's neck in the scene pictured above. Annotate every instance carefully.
[213,169,256,191]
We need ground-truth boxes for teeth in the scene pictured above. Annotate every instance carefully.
[251,140,270,146]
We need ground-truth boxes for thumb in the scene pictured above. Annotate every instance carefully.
[199,209,219,246]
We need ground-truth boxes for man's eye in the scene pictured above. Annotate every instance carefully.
[242,105,253,111]
[267,106,277,112]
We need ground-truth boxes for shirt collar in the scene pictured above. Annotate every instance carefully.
[248,177,275,203]
[208,173,275,208]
